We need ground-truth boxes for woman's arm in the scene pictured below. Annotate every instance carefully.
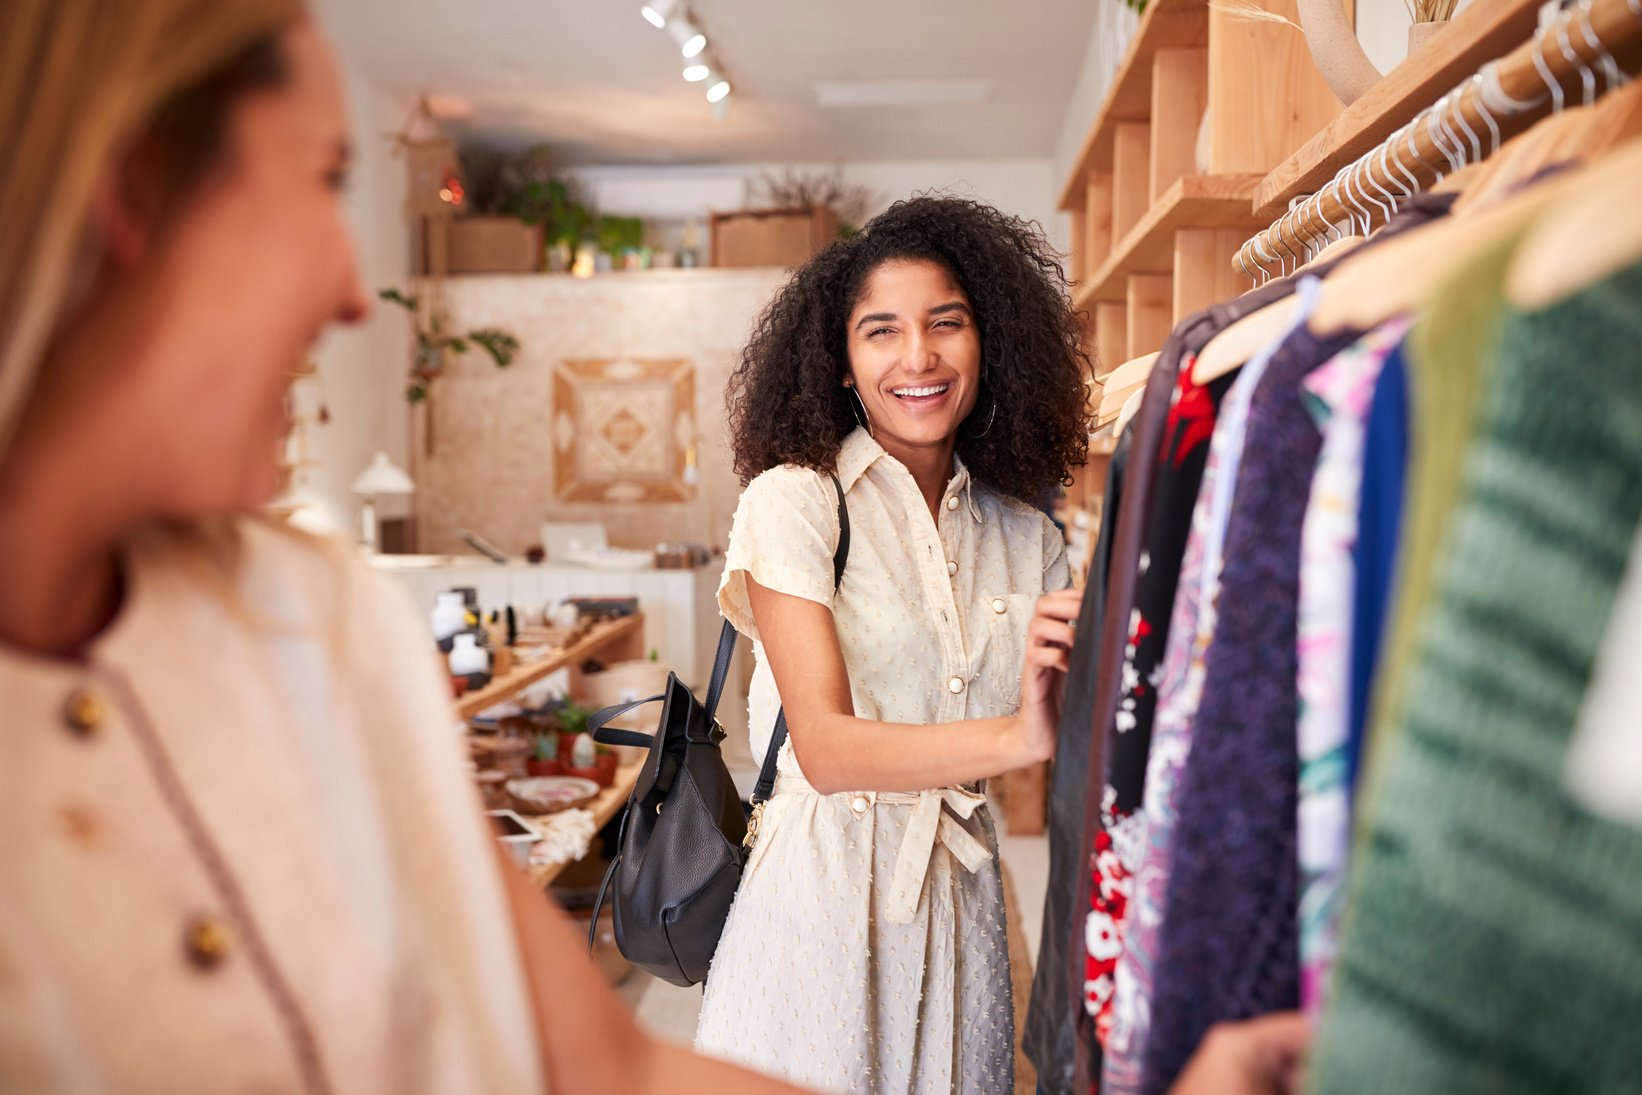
[747,575,1081,795]
[494,842,810,1095]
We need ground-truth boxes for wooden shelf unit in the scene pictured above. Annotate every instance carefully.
[1251,0,1546,220]
[1075,173,1266,308]
[456,614,646,721]
[1064,0,1342,377]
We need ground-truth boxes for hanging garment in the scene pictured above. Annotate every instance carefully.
[1068,326,1194,1092]
[697,427,1069,1095]
[1140,320,1364,1095]
[1065,191,1460,1095]
[1346,343,1409,792]
[1566,525,1642,826]
[1085,362,1235,1045]
[1295,317,1409,1018]
[1354,235,1523,809]
[1100,282,1324,1095]
[1311,258,1642,1095]
[1026,430,1130,1094]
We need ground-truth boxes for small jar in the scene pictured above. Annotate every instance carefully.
[430,591,467,642]
[448,632,488,677]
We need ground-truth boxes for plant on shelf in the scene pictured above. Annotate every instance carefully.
[460,143,595,268]
[378,287,520,404]
[749,166,878,238]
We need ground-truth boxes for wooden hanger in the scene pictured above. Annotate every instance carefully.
[1114,387,1147,439]
[1094,351,1161,421]
[1103,351,1161,393]
[1310,79,1642,332]
[1508,126,1642,307]
[1192,294,1305,385]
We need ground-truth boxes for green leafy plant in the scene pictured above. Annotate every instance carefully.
[506,179,592,248]
[595,214,646,256]
[557,699,592,739]
[533,731,560,761]
[378,288,521,403]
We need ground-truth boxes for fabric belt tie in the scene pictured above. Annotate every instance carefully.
[772,774,994,925]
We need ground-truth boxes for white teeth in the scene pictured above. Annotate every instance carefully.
[892,383,950,397]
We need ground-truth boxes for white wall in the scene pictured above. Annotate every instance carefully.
[561,158,1065,255]
[285,70,414,537]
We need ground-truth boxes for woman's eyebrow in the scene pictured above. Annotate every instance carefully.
[854,311,898,329]
[929,301,971,316]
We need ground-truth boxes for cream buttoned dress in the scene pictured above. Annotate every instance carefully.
[695,428,1070,1095]
[0,522,545,1093]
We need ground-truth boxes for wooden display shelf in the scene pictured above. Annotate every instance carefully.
[455,614,646,721]
[526,760,645,889]
[1058,0,1210,211]
[1073,173,1265,308]
[1251,0,1545,219]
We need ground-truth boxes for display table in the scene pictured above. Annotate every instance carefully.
[524,760,644,889]
[456,614,645,721]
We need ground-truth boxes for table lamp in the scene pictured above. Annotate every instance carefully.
[351,451,415,552]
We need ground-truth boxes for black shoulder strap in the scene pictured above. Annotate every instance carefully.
[750,472,849,805]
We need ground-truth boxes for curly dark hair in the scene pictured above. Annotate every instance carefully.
[726,195,1091,504]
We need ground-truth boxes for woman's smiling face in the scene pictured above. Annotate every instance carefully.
[844,258,982,456]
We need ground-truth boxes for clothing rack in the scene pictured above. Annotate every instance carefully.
[1238,0,1642,280]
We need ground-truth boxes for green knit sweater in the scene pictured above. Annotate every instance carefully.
[1313,256,1642,1093]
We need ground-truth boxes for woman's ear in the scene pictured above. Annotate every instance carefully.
[87,136,174,272]
[87,169,146,272]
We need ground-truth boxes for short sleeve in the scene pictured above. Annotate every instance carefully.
[718,465,841,642]
[1042,514,1072,593]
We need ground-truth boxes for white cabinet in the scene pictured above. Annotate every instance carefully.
[370,556,722,690]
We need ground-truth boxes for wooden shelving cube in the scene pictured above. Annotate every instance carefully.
[1206,0,1342,175]
[1094,302,1128,377]
[1112,123,1154,246]
[1126,273,1174,361]
[1150,47,1210,203]
[1173,227,1253,322]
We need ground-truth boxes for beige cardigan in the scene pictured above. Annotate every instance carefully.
[0,521,545,1093]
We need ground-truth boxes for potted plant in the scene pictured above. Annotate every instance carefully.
[377,287,520,405]
[527,730,563,777]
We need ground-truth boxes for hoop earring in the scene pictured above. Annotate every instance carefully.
[846,386,873,436]
[970,395,996,438]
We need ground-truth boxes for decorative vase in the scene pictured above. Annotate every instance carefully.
[431,591,467,642]
[1407,19,1448,58]
[448,631,489,678]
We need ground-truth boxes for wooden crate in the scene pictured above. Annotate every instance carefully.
[446,216,543,274]
[710,206,839,268]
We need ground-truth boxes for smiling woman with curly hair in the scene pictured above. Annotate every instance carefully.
[727,195,1091,500]
[695,196,1092,1093]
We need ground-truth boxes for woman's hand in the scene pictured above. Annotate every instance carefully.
[1014,588,1083,766]
[1169,1013,1312,1095]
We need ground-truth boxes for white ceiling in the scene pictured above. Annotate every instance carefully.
[312,0,1099,165]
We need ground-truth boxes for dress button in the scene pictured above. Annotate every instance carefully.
[851,796,869,815]
[183,916,232,969]
[63,689,104,736]
[947,560,958,576]
[948,676,965,694]
[945,496,959,511]
[992,597,1008,614]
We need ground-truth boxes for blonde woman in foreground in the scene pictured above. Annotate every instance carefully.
[0,3,808,1090]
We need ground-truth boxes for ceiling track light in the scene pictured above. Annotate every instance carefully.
[648,4,736,113]
[638,0,677,28]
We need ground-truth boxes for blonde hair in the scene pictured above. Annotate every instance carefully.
[0,0,304,458]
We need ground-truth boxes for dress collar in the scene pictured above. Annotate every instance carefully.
[835,427,982,522]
